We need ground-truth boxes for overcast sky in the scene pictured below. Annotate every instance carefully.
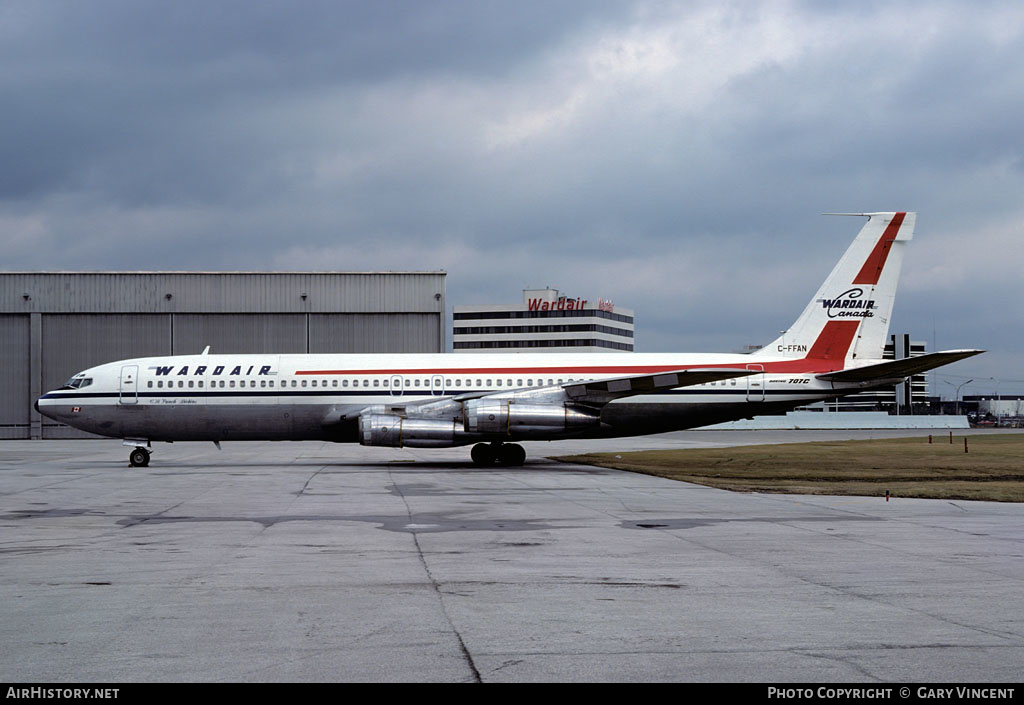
[2,0,1022,397]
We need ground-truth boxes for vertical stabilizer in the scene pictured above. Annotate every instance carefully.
[754,212,915,362]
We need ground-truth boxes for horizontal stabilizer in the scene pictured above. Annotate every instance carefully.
[564,368,756,404]
[816,350,984,384]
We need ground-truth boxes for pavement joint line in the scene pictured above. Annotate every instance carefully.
[387,464,483,684]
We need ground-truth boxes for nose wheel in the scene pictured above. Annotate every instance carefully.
[471,442,526,467]
[128,447,151,467]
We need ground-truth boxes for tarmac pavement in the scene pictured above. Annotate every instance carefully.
[1,431,1022,682]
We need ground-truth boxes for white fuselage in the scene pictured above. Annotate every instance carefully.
[37,350,860,443]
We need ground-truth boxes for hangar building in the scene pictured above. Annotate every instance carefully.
[1,272,446,439]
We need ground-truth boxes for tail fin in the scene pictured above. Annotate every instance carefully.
[754,212,915,362]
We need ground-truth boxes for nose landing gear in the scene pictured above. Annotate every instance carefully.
[470,442,526,467]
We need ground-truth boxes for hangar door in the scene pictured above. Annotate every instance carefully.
[0,315,30,439]
[41,314,170,438]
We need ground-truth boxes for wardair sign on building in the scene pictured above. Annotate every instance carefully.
[527,297,588,311]
[526,297,617,312]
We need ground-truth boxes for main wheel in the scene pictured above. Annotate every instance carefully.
[129,447,150,467]
[470,443,496,466]
[497,443,527,467]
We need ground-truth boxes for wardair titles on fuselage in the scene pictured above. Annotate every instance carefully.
[151,365,273,377]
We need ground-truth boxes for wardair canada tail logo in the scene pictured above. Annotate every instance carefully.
[821,288,876,319]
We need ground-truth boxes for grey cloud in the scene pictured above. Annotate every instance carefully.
[0,1,1021,391]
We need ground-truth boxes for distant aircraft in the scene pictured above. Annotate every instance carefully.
[37,212,981,467]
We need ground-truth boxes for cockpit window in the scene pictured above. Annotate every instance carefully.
[61,376,93,390]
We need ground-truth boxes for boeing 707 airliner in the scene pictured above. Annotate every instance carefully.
[36,212,982,467]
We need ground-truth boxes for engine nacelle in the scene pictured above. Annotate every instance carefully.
[464,400,600,436]
[359,413,469,448]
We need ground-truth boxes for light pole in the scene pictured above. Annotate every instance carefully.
[955,379,973,416]
[991,377,1001,426]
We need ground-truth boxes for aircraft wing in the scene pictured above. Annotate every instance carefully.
[816,349,984,384]
[342,368,757,422]
[562,368,757,405]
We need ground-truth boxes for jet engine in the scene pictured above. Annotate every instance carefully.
[359,413,471,448]
[463,399,600,435]
[359,399,601,449]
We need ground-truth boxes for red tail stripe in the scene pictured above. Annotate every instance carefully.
[806,320,859,361]
[853,212,905,285]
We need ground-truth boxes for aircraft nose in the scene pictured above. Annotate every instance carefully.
[34,399,40,413]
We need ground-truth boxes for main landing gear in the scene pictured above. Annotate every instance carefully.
[471,442,527,467]
[128,447,151,467]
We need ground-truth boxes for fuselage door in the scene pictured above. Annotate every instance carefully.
[431,375,444,397]
[390,375,404,397]
[120,365,139,405]
[745,363,765,402]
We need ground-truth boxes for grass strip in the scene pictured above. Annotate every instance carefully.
[555,434,1024,502]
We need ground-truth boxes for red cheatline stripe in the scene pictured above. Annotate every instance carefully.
[296,357,850,377]
[806,320,860,361]
[853,212,905,285]
[297,365,686,376]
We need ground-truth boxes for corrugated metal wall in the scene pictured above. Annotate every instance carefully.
[1,272,446,438]
[41,315,171,438]
[309,314,439,353]
[1,272,445,313]
[42,314,171,388]
[0,315,30,439]
[171,314,308,354]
